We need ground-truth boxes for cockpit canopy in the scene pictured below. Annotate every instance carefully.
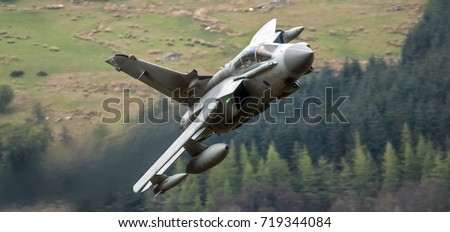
[233,44,278,70]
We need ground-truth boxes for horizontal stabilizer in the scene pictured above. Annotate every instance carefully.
[250,18,277,45]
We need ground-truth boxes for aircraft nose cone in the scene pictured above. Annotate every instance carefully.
[283,44,314,75]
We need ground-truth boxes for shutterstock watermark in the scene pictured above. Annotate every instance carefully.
[101,87,349,125]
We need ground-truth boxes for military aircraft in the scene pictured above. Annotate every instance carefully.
[106,18,314,196]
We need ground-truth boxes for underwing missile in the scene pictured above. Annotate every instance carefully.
[152,173,188,196]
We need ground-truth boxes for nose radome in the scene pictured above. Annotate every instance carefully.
[283,43,314,75]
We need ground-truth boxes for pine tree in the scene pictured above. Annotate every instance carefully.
[364,103,387,157]
[241,158,255,187]
[292,141,303,156]
[349,59,362,78]
[429,153,450,198]
[226,140,240,188]
[177,176,202,211]
[265,142,291,186]
[255,157,269,184]
[204,191,216,211]
[316,156,337,198]
[291,141,303,172]
[401,124,421,181]
[248,140,260,170]
[221,179,233,197]
[295,145,317,193]
[337,157,353,193]
[382,142,401,191]
[431,154,449,181]
[239,143,250,169]
[400,124,412,153]
[418,136,435,180]
[239,143,255,186]
[351,133,376,197]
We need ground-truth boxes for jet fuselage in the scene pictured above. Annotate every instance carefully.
[180,42,314,137]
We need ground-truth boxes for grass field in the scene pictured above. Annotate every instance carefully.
[0,0,425,141]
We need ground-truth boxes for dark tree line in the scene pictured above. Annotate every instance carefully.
[157,133,449,211]
[97,130,448,212]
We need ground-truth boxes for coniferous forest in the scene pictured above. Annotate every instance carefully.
[0,0,449,211]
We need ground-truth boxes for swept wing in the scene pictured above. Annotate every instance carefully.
[133,101,217,193]
[106,54,210,105]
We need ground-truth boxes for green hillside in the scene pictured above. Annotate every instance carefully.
[0,0,425,144]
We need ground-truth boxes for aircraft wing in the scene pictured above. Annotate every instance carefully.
[106,54,208,105]
[132,101,218,193]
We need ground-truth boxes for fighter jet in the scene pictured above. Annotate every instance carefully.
[106,18,314,196]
